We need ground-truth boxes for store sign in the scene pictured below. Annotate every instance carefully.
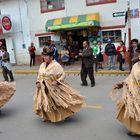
[113,12,125,17]
[0,15,12,34]
[113,9,139,18]
[130,8,139,18]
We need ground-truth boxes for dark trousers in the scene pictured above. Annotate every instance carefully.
[118,54,124,70]
[30,53,35,66]
[2,67,14,81]
[80,67,95,85]
[94,58,98,72]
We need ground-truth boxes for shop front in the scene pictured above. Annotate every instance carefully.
[45,13,101,55]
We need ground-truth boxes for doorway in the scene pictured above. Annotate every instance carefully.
[0,38,16,63]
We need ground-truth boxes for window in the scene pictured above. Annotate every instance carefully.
[86,0,116,6]
[102,30,121,43]
[40,0,65,13]
[38,36,51,47]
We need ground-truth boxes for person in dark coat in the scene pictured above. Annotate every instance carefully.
[128,39,139,70]
[116,41,126,71]
[1,47,14,82]
[105,39,116,70]
[80,41,95,87]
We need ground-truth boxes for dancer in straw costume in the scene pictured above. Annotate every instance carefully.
[33,46,85,122]
[111,59,140,136]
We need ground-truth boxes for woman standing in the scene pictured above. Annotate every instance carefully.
[97,41,104,69]
[117,41,126,71]
[60,47,70,65]
[111,60,140,136]
[92,41,99,72]
[33,46,85,122]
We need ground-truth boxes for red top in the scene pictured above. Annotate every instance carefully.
[117,46,126,54]
[28,46,36,55]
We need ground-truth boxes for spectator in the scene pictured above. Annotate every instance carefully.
[0,41,4,67]
[1,46,14,82]
[131,43,140,64]
[92,41,99,72]
[28,42,36,67]
[117,41,126,71]
[80,41,95,87]
[105,39,116,70]
[97,41,104,69]
[51,44,59,62]
[60,47,70,65]
[129,39,139,70]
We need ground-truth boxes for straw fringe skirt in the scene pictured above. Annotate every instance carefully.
[117,100,140,134]
[0,81,15,108]
[33,81,85,122]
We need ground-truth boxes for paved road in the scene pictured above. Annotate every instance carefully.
[0,75,139,140]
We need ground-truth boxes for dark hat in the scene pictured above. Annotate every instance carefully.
[42,47,53,56]
[136,43,140,52]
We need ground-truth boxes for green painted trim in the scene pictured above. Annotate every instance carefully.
[47,20,100,31]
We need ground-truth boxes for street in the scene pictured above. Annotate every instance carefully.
[0,74,139,140]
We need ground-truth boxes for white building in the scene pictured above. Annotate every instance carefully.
[0,0,140,64]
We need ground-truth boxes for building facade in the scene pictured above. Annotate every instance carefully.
[0,0,140,64]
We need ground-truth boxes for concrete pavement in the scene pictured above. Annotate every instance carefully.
[0,75,139,140]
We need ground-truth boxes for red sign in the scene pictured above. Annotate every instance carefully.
[0,19,3,33]
[2,16,12,31]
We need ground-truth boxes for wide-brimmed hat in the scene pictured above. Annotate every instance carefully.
[42,47,53,56]
[136,43,140,52]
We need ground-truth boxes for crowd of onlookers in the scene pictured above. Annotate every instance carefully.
[42,38,140,72]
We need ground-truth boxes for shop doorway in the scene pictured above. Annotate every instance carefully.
[62,29,88,57]
[0,39,6,49]
[0,38,16,64]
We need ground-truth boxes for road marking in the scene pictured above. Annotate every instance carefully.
[82,105,102,109]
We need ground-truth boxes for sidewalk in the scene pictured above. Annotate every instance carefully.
[3,61,130,75]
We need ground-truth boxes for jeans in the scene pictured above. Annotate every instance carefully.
[2,66,14,81]
[108,55,115,69]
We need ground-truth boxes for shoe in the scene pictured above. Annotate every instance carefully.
[91,83,95,87]
[3,80,9,82]
[127,132,138,137]
[120,69,124,71]
[10,80,14,82]
[80,83,88,86]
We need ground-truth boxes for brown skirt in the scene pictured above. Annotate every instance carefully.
[117,100,140,134]
[33,81,85,122]
[0,81,15,108]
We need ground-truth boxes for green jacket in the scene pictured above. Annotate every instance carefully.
[92,46,99,56]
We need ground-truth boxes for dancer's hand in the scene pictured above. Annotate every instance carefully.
[52,81,58,86]
[113,83,123,89]
[36,82,41,88]
[113,84,119,89]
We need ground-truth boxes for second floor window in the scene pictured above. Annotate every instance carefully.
[86,0,116,6]
[40,0,65,13]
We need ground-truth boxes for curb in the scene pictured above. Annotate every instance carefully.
[0,70,130,75]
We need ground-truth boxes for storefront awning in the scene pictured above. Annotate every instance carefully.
[46,13,100,31]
